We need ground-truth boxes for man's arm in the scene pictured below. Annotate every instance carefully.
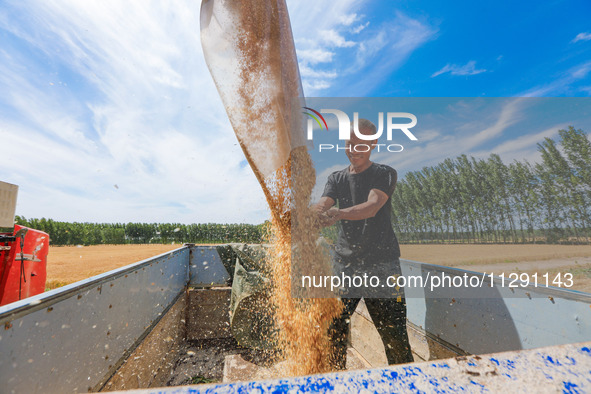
[311,196,335,214]
[326,188,389,221]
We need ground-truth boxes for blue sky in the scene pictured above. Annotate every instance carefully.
[0,0,590,224]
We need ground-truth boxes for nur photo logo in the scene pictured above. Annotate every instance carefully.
[302,107,418,153]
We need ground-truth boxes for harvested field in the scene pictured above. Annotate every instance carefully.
[400,244,591,266]
[46,244,182,290]
[400,244,591,293]
[46,244,591,292]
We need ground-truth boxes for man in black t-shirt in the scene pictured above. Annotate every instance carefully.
[313,118,413,369]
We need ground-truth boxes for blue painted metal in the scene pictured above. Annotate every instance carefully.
[0,246,190,394]
[109,341,591,393]
[188,246,230,287]
[401,259,591,355]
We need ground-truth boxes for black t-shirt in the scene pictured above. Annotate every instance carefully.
[322,162,401,265]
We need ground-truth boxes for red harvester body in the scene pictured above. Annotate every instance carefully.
[0,224,49,306]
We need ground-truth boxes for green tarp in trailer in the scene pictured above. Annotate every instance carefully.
[216,244,276,350]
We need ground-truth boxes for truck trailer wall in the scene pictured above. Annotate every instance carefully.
[401,259,591,357]
[0,247,189,394]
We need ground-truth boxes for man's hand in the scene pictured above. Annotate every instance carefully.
[311,196,335,214]
[317,213,338,228]
[316,206,340,228]
[312,196,345,228]
[325,207,341,220]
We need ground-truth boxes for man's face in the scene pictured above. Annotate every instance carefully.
[345,132,376,167]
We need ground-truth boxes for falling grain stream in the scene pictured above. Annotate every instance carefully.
[200,0,343,375]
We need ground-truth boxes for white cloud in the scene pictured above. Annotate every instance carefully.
[319,29,356,48]
[572,32,591,43]
[432,60,486,77]
[286,0,366,93]
[414,128,441,142]
[286,0,363,38]
[351,22,369,34]
[354,30,388,69]
[287,1,436,94]
[0,0,267,224]
[299,64,337,79]
[339,13,359,26]
[371,98,529,174]
[296,48,334,64]
[521,60,591,96]
[345,12,437,94]
[303,80,332,91]
[571,61,591,79]
[470,124,566,163]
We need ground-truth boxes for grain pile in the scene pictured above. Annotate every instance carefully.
[201,0,342,375]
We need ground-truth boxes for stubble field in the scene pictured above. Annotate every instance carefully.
[46,243,591,293]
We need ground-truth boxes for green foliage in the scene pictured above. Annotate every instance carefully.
[190,375,215,384]
[13,216,264,246]
[391,126,591,244]
[320,223,338,244]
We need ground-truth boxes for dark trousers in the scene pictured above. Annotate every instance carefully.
[328,297,414,369]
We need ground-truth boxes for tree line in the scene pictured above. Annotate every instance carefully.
[13,217,265,246]
[391,126,591,244]
[12,126,590,246]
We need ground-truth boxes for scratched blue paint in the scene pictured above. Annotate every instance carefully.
[302,376,335,392]
[407,382,421,393]
[121,340,591,394]
[470,380,486,389]
[546,355,558,365]
[383,370,399,380]
[542,370,554,380]
[563,381,581,394]
[403,366,421,377]
[580,347,590,354]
